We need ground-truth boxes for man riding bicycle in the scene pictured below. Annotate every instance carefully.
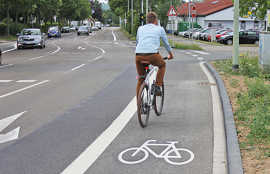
[135,12,174,98]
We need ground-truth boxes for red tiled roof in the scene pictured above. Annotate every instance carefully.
[177,0,233,17]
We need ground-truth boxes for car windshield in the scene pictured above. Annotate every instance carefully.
[49,27,58,31]
[22,29,41,35]
[79,26,88,30]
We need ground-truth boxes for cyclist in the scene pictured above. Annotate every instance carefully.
[135,12,174,98]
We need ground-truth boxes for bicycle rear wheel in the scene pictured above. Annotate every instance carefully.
[153,84,164,116]
[137,82,150,128]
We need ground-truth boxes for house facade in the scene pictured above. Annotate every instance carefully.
[175,0,266,31]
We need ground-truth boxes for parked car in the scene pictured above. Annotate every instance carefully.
[216,29,233,41]
[48,26,61,38]
[184,28,201,38]
[77,26,90,36]
[198,28,209,40]
[70,26,76,32]
[92,26,99,31]
[193,28,204,40]
[218,30,259,45]
[61,26,70,33]
[17,28,45,49]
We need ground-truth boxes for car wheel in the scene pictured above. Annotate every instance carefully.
[226,39,233,45]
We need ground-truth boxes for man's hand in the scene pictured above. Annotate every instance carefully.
[168,52,174,60]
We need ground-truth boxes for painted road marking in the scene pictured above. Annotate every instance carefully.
[192,50,210,55]
[16,80,37,83]
[61,97,137,174]
[0,111,26,144]
[29,56,44,61]
[185,52,191,55]
[84,43,106,62]
[0,80,13,83]
[200,62,227,174]
[78,46,86,50]
[0,64,14,69]
[118,140,194,166]
[197,57,205,61]
[71,64,86,71]
[112,30,117,41]
[192,54,198,57]
[0,80,49,99]
[49,43,61,54]
[2,43,17,54]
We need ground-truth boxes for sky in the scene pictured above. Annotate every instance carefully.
[98,0,108,3]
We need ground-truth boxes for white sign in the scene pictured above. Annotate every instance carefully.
[118,140,194,166]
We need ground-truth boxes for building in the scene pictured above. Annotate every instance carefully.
[176,0,266,31]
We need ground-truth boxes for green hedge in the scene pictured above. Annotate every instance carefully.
[0,23,7,35]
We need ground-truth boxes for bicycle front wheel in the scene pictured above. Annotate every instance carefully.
[137,82,150,128]
[153,84,164,116]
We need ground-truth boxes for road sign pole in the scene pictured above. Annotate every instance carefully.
[233,0,239,70]
[131,0,134,34]
[141,0,144,26]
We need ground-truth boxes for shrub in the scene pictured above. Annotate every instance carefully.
[0,22,7,35]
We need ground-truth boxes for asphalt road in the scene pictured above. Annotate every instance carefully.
[0,28,226,174]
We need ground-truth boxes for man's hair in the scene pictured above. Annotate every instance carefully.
[146,12,158,24]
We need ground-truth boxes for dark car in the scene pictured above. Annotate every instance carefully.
[77,26,90,36]
[48,26,61,38]
[17,28,45,49]
[218,31,259,45]
[61,26,70,33]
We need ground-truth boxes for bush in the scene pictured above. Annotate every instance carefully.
[0,22,7,35]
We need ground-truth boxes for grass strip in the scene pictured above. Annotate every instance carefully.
[169,39,203,50]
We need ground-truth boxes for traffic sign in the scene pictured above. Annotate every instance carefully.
[192,6,196,18]
[167,6,177,17]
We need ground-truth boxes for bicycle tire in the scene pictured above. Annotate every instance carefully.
[153,84,164,116]
[137,82,150,128]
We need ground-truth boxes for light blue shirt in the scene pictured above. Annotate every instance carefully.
[135,24,172,53]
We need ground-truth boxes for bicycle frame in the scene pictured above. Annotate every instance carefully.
[144,65,159,107]
[133,140,182,158]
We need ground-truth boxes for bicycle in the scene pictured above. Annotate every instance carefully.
[137,57,167,128]
[118,140,194,166]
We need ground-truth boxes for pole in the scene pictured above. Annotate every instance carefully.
[131,0,134,34]
[146,0,148,14]
[188,2,191,38]
[0,48,2,65]
[141,0,144,26]
[128,0,129,13]
[233,0,239,70]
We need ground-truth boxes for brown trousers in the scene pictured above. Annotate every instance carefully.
[136,53,166,97]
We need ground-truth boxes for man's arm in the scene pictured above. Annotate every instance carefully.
[160,27,173,59]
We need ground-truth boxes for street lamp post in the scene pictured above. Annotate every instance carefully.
[233,0,239,70]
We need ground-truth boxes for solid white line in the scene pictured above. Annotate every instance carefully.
[197,57,205,61]
[112,30,117,41]
[0,127,20,144]
[61,97,137,174]
[71,64,86,71]
[2,43,17,54]
[16,80,37,83]
[0,80,13,83]
[0,64,14,69]
[200,62,227,174]
[84,43,106,62]
[50,44,61,54]
[0,80,49,99]
[192,54,198,57]
[192,50,210,55]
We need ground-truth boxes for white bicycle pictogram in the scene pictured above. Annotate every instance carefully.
[118,140,194,166]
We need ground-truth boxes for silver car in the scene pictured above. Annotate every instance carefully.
[17,28,45,49]
[77,26,90,36]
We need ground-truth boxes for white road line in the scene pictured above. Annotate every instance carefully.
[2,43,17,54]
[0,64,14,69]
[192,54,198,57]
[0,80,13,83]
[112,30,117,41]
[29,56,44,61]
[200,62,227,174]
[50,43,61,54]
[84,43,106,62]
[16,80,37,83]
[192,50,210,55]
[71,64,86,71]
[0,111,26,132]
[197,57,205,61]
[0,80,49,99]
[61,97,137,174]
[185,52,191,55]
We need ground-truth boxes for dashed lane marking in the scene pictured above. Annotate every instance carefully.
[197,57,205,61]
[192,55,198,57]
[0,80,50,99]
[71,64,86,71]
[16,80,37,83]
[0,80,13,83]
[192,50,210,55]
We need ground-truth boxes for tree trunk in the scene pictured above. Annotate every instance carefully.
[6,1,10,36]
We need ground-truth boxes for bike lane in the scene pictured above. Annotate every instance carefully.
[85,56,215,174]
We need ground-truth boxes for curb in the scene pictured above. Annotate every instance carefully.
[204,62,244,174]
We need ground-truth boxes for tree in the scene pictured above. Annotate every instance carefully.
[240,0,270,20]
